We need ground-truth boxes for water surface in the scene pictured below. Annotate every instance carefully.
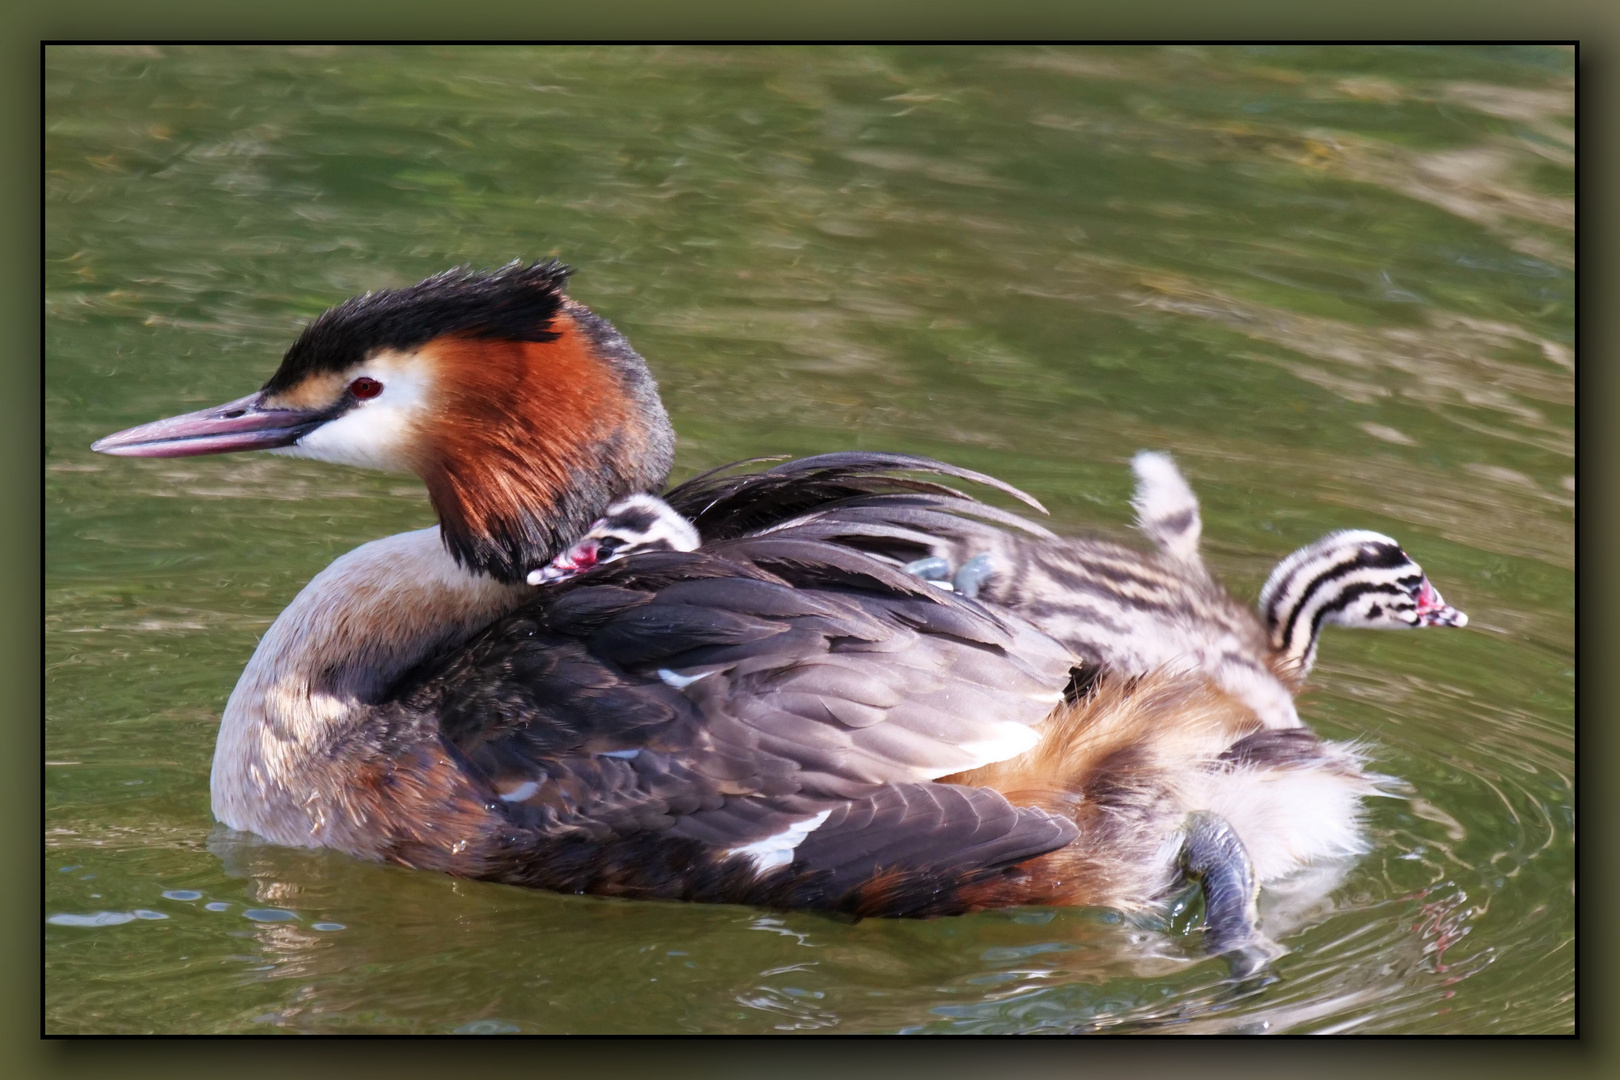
[45,45,1573,1034]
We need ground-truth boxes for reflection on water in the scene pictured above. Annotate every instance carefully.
[46,45,1571,1033]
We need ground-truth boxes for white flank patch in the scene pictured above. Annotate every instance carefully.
[497,780,540,803]
[953,720,1043,771]
[658,668,712,689]
[598,749,640,760]
[727,810,833,873]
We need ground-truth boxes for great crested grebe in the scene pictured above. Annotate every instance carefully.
[92,261,1467,962]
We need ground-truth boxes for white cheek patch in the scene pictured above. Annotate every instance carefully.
[645,511,700,552]
[270,352,435,473]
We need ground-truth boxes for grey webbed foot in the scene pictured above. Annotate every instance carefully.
[1182,811,1282,978]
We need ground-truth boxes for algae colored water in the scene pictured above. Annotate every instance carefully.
[45,45,1573,1034]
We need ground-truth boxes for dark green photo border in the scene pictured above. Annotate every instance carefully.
[17,2,1607,1070]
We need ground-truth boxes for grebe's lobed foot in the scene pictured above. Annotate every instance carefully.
[1181,810,1282,975]
[951,553,995,600]
[901,553,997,598]
[902,555,953,584]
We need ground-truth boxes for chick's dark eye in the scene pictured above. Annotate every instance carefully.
[349,377,383,400]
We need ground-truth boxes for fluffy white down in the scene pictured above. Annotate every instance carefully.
[1130,450,1202,565]
[1185,748,1380,884]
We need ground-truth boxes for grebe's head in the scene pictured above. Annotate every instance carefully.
[92,262,676,582]
[528,493,700,586]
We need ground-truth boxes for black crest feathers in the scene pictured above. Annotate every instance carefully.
[263,261,573,393]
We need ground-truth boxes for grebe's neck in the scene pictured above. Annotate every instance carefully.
[210,527,530,852]
[417,301,676,583]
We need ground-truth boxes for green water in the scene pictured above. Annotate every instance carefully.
[45,45,1573,1034]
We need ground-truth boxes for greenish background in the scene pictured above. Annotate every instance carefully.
[44,45,1572,1034]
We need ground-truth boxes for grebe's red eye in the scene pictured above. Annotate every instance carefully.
[349,377,383,400]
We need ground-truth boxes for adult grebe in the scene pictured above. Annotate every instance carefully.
[92,261,1466,961]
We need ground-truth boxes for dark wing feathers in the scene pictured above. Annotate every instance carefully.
[762,451,1050,514]
[584,602,791,667]
[662,782,1076,916]
[651,575,851,621]
[664,450,1054,544]
[726,535,944,598]
[766,493,1060,546]
[787,784,1078,911]
[387,453,1080,913]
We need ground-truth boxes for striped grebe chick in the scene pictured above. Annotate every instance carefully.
[898,452,1465,729]
[528,493,701,585]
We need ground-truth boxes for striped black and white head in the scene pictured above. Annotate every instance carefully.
[1259,530,1467,676]
[527,493,700,585]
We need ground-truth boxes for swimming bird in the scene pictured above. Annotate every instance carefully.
[91,261,1467,961]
